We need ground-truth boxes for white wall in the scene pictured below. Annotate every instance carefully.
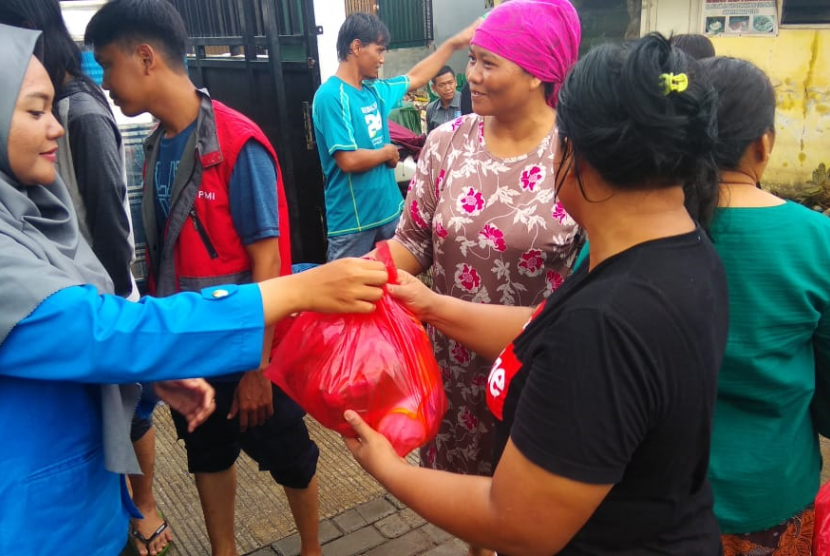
[313,0,347,82]
[60,0,106,41]
[640,0,704,36]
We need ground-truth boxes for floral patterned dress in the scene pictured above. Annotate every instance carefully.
[395,114,581,475]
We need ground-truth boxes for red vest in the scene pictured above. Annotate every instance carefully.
[147,100,292,295]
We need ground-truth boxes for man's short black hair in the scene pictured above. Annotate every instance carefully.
[336,13,391,62]
[85,0,188,71]
[432,66,455,85]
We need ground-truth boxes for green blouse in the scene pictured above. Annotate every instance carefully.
[709,201,830,533]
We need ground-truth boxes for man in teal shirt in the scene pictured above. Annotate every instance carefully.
[313,13,476,260]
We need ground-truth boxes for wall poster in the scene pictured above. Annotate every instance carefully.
[703,0,778,36]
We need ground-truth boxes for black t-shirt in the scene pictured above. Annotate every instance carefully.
[490,230,727,556]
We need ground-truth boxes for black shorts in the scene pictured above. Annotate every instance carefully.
[130,413,154,443]
[170,379,319,489]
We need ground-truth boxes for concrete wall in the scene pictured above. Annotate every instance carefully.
[383,0,484,83]
[642,0,830,188]
[711,30,830,187]
[316,0,481,89]
[382,45,433,82]
[432,0,484,77]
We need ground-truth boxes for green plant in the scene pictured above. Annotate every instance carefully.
[766,162,830,215]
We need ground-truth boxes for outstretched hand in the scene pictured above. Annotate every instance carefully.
[154,379,215,432]
[259,258,388,326]
[342,410,406,480]
[386,270,438,321]
[450,17,484,50]
[298,258,389,314]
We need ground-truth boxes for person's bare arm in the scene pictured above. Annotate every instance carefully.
[258,258,389,323]
[406,19,481,92]
[154,379,215,432]
[345,415,611,556]
[388,271,532,361]
[229,237,281,431]
[334,144,400,173]
[365,238,425,276]
[246,237,281,365]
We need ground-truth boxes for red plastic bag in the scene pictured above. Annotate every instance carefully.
[264,241,447,456]
[815,481,830,555]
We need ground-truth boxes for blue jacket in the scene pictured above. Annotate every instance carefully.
[0,284,264,555]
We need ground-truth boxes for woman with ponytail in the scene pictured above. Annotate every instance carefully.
[345,34,726,556]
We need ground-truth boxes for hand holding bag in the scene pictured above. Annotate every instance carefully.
[265,241,447,456]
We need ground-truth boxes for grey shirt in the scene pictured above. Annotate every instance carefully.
[426,92,461,133]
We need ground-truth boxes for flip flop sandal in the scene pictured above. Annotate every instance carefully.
[131,519,171,556]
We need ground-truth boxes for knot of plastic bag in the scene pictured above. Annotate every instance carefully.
[375,240,398,285]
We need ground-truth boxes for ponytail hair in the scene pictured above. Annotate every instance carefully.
[699,57,776,171]
[556,33,720,227]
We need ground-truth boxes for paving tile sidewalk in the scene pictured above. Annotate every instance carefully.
[249,494,466,556]
[249,437,830,556]
[122,407,467,556]
[126,416,830,556]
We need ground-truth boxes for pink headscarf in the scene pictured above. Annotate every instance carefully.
[470,0,581,107]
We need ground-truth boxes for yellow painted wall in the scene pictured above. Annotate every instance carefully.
[710,30,830,187]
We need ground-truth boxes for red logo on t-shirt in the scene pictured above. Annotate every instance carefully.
[486,302,546,421]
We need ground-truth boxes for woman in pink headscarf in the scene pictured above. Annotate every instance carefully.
[384,5,582,552]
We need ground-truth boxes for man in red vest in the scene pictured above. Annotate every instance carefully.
[86,2,321,555]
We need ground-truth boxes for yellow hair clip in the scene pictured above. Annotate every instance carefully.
[659,72,689,95]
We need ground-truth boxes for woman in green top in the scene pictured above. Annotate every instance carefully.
[703,56,830,554]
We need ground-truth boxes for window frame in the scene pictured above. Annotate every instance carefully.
[344,0,434,49]
[778,0,830,28]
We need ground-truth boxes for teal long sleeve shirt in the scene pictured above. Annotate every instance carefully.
[709,202,830,533]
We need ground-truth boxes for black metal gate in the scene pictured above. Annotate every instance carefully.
[170,0,327,263]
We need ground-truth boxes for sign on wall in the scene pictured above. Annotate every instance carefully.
[703,0,778,36]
